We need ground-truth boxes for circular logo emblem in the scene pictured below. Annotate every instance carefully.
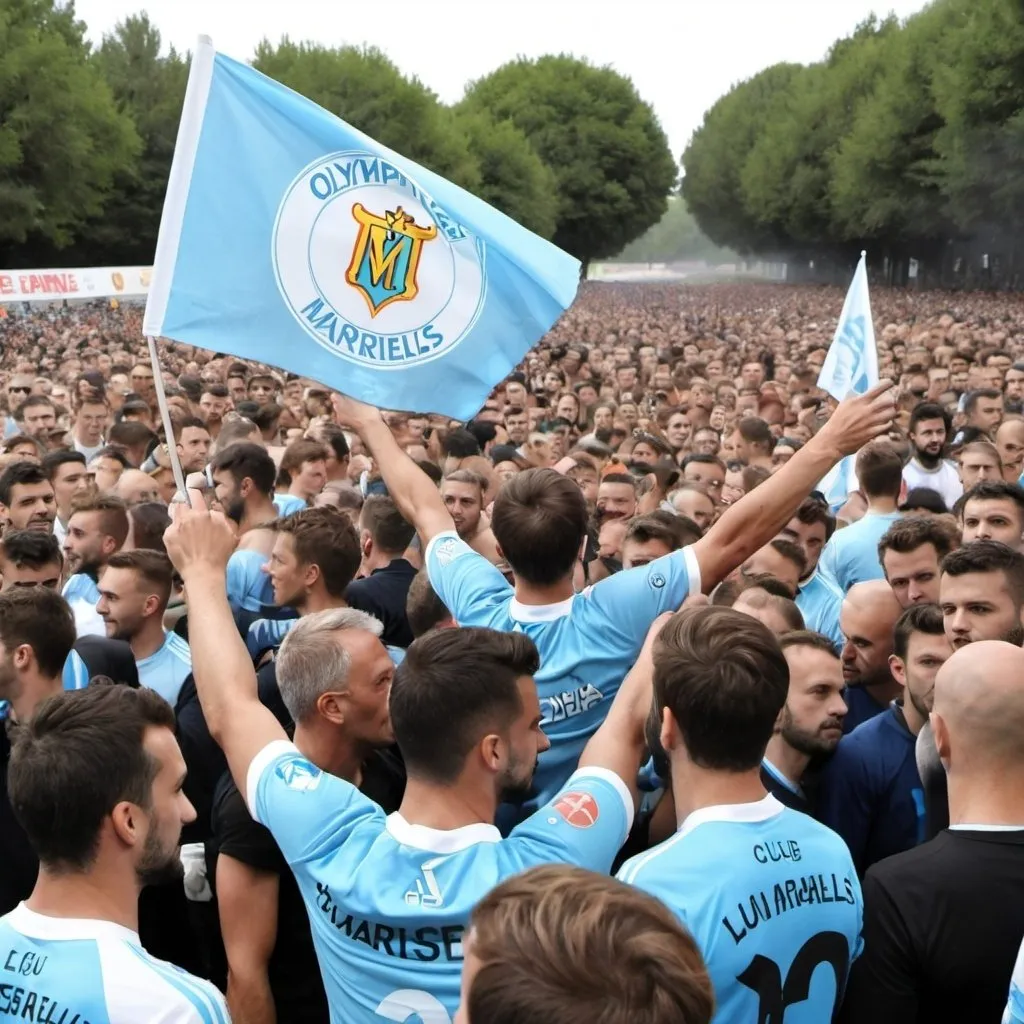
[553,791,600,829]
[649,572,666,589]
[273,150,487,370]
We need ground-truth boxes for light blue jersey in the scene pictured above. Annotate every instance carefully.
[0,904,228,1023]
[137,632,192,706]
[62,650,90,691]
[1005,931,1024,1023]
[273,493,307,517]
[226,548,274,614]
[62,573,104,638]
[425,531,699,814]
[796,570,844,650]
[246,616,405,666]
[618,795,863,1024]
[247,739,633,1023]
[818,511,902,593]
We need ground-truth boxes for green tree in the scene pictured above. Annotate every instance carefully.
[929,0,1024,231]
[88,12,189,264]
[682,63,803,254]
[253,39,479,190]
[460,55,677,267]
[0,0,140,260]
[453,110,559,238]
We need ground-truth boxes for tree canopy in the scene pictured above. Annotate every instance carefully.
[461,55,678,268]
[682,0,1024,282]
[0,8,677,267]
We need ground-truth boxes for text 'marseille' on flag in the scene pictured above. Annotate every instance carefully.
[144,37,581,419]
[816,252,879,506]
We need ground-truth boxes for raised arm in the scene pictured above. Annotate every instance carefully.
[577,612,675,808]
[164,507,287,794]
[333,393,452,544]
[691,381,895,592]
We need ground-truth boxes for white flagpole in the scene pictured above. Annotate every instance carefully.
[145,334,191,507]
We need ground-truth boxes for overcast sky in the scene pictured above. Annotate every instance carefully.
[77,0,932,158]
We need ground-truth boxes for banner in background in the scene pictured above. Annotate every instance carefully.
[0,266,152,302]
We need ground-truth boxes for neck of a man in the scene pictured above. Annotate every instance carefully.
[129,617,166,663]
[363,548,399,576]
[764,735,810,788]
[671,759,768,828]
[285,484,311,501]
[75,430,100,448]
[298,588,346,617]
[513,573,575,606]
[901,696,927,736]
[865,495,899,515]
[397,776,496,832]
[9,672,63,724]
[861,675,902,706]
[239,496,277,535]
[27,864,140,934]
[948,765,1024,827]
[294,721,369,784]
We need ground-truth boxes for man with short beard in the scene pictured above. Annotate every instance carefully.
[820,604,951,875]
[918,541,1024,838]
[902,402,962,509]
[762,631,847,815]
[0,683,226,1019]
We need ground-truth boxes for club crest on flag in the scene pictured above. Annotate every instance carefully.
[346,204,437,316]
[272,150,487,370]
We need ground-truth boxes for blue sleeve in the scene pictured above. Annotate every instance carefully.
[818,537,842,592]
[245,739,383,866]
[425,530,512,626]
[246,618,292,659]
[818,738,875,875]
[584,546,700,648]
[507,767,634,873]
[226,550,268,614]
[1005,936,1024,1024]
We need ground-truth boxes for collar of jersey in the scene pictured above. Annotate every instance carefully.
[677,793,785,838]
[386,812,501,852]
[8,903,140,944]
[508,595,575,623]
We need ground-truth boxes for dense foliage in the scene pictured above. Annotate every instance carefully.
[0,1,675,268]
[682,0,1024,282]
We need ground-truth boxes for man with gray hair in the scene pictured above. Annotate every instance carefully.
[213,606,402,1022]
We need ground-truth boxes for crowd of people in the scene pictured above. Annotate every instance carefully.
[1,280,1024,1022]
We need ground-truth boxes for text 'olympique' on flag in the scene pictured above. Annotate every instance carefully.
[144,37,581,419]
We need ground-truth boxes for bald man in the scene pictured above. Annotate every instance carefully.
[843,642,1024,1024]
[839,579,904,732]
[996,419,1024,483]
[115,469,162,506]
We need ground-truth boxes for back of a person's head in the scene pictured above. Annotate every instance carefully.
[466,864,714,1024]
[390,627,539,783]
[900,487,948,515]
[276,505,361,597]
[360,494,415,555]
[441,428,481,460]
[654,605,788,772]
[213,417,260,453]
[210,441,276,495]
[405,569,452,638]
[737,417,773,452]
[0,585,75,678]
[128,502,172,554]
[490,468,589,586]
[7,685,175,871]
[108,419,157,451]
[855,440,904,500]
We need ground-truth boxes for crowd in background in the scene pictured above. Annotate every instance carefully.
[2,281,1024,1023]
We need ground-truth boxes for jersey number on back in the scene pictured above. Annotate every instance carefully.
[736,931,850,1024]
[376,989,451,1024]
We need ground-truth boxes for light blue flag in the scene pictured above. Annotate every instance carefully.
[144,38,580,419]
[816,252,879,507]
